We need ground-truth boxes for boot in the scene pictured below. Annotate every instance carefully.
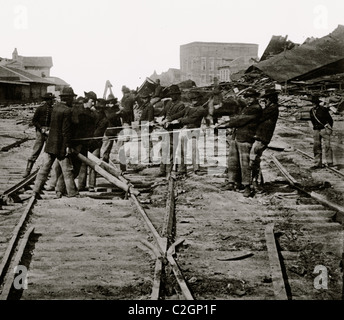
[23,160,34,178]
[243,185,251,198]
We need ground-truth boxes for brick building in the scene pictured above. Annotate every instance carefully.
[180,42,258,86]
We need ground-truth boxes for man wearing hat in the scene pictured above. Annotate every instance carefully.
[249,88,280,191]
[217,88,262,197]
[23,92,56,178]
[158,84,186,177]
[70,91,99,191]
[309,93,334,169]
[32,86,79,198]
[100,94,123,166]
[170,90,208,175]
[139,89,155,165]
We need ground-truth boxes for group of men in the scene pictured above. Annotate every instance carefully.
[24,79,334,199]
[25,85,137,198]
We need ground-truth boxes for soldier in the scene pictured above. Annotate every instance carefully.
[23,92,55,178]
[250,88,280,191]
[158,84,186,177]
[87,98,109,191]
[139,89,155,165]
[32,87,79,198]
[70,91,98,191]
[116,86,135,173]
[218,88,262,197]
[170,90,208,175]
[309,94,334,169]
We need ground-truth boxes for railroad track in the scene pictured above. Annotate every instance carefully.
[0,154,194,300]
[0,126,343,301]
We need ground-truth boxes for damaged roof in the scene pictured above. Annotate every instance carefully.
[0,65,54,85]
[247,24,344,82]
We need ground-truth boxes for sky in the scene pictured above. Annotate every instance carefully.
[0,0,343,98]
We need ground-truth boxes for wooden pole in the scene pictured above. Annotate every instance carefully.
[77,153,130,192]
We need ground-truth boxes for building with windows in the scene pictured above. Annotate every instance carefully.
[0,48,69,104]
[180,42,258,86]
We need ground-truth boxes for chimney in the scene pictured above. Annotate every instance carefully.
[12,48,18,60]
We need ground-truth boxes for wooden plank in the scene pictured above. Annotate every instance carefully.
[265,223,288,300]
[310,191,344,223]
[131,194,166,257]
[77,153,130,192]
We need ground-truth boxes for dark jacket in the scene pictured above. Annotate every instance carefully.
[159,99,186,121]
[120,94,135,125]
[89,109,109,152]
[179,105,208,128]
[71,104,97,149]
[32,102,54,132]
[310,105,333,130]
[159,99,186,130]
[103,106,122,138]
[44,102,72,160]
[139,102,155,124]
[254,103,279,145]
[224,102,262,143]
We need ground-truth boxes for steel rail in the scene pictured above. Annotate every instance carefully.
[0,196,36,285]
[2,169,38,197]
[270,154,344,224]
[295,148,344,177]
[0,226,35,300]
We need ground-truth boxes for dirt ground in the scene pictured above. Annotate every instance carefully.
[0,104,343,300]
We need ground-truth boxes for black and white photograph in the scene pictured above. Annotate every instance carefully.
[0,0,343,311]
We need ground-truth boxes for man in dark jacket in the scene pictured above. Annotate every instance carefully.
[23,92,55,178]
[158,84,186,177]
[249,88,280,190]
[85,98,109,191]
[100,94,125,169]
[115,86,135,173]
[309,94,334,169]
[218,88,262,197]
[70,91,98,191]
[32,87,79,198]
[171,90,208,175]
[139,89,155,165]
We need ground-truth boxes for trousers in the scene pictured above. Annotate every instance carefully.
[313,128,333,166]
[227,139,252,186]
[33,152,78,196]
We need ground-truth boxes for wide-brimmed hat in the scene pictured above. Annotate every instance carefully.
[243,88,260,98]
[60,87,77,97]
[261,88,279,99]
[96,98,106,107]
[41,92,56,100]
[84,91,97,101]
[168,84,181,95]
[121,85,130,93]
[106,93,118,104]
